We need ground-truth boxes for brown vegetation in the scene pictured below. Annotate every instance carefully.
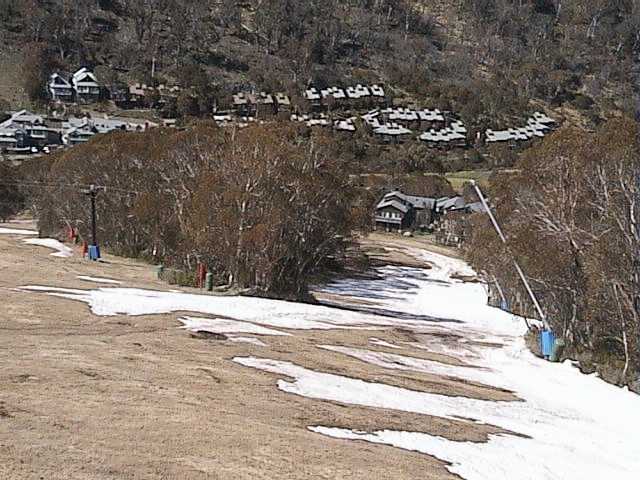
[27,123,364,298]
[0,162,24,221]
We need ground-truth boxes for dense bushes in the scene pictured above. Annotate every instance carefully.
[0,162,24,221]
[465,118,640,385]
[30,123,363,298]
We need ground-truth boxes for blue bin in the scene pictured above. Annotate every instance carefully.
[88,245,101,261]
[541,330,555,358]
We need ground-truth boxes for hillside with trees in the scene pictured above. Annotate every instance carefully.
[1,1,637,125]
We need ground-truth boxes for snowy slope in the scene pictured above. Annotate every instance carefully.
[239,250,640,480]
[19,246,640,479]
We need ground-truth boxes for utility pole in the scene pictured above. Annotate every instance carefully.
[82,184,100,259]
[471,180,550,330]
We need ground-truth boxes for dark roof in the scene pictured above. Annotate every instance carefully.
[437,196,466,211]
[378,191,469,213]
[465,201,485,213]
[382,191,436,209]
[376,199,409,213]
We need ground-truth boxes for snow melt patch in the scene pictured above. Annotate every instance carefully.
[317,260,523,338]
[368,337,402,349]
[317,345,505,389]
[237,251,640,480]
[228,336,267,347]
[18,285,433,332]
[179,316,289,336]
[310,425,637,480]
[23,238,73,257]
[0,227,38,235]
[236,356,640,480]
[77,276,121,285]
[232,357,521,424]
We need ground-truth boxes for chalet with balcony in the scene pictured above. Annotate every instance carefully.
[0,128,20,152]
[49,74,75,102]
[375,191,467,231]
[72,68,102,103]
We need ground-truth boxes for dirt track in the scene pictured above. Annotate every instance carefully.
[0,224,506,479]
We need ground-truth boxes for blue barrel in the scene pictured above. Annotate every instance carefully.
[88,245,101,261]
[540,330,555,359]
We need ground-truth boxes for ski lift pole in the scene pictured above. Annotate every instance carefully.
[470,181,549,330]
[81,184,101,260]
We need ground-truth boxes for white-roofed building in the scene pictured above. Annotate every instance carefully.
[48,74,74,102]
[418,119,468,148]
[485,112,557,144]
[375,191,468,231]
[370,84,385,98]
[0,127,21,151]
[71,68,101,103]
[373,122,412,143]
[334,117,356,132]
[0,110,44,129]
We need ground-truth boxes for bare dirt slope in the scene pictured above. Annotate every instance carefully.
[0,224,504,479]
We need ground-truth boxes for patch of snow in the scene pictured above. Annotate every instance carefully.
[234,248,640,480]
[317,345,504,389]
[404,339,478,360]
[5,219,34,224]
[23,238,73,257]
[369,337,402,349]
[232,357,522,423]
[228,336,267,347]
[18,285,436,331]
[77,275,121,285]
[316,261,523,338]
[235,356,640,480]
[179,316,289,336]
[0,227,38,235]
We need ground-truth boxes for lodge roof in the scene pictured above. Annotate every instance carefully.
[376,199,410,213]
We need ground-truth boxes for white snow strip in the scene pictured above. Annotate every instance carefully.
[235,356,640,480]
[232,357,521,424]
[369,337,402,349]
[405,340,478,360]
[310,426,636,480]
[5,219,34,224]
[228,336,267,347]
[179,316,289,336]
[18,285,436,331]
[77,276,121,285]
[316,251,524,337]
[317,345,506,389]
[0,227,38,235]
[23,238,73,257]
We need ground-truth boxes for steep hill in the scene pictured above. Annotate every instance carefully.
[0,1,635,124]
